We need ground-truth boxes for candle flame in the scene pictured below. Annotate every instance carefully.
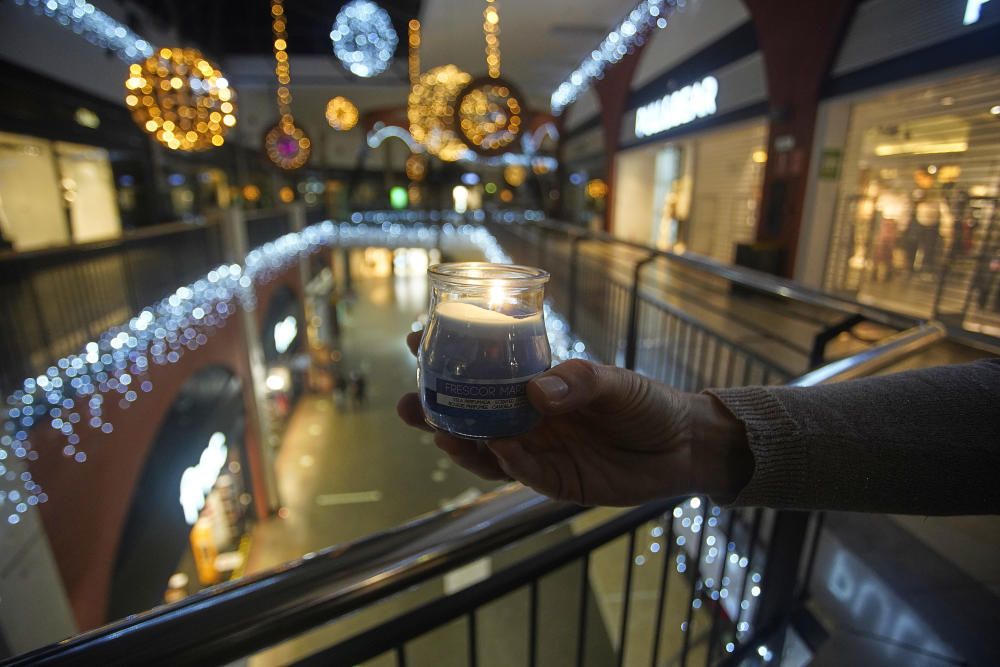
[488,280,506,311]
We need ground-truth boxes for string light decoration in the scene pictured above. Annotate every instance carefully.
[456,78,523,156]
[408,65,472,162]
[264,0,311,170]
[0,211,588,528]
[330,0,398,78]
[483,0,501,79]
[13,0,154,62]
[407,19,421,86]
[325,96,359,131]
[453,0,523,156]
[125,48,236,151]
[550,0,677,114]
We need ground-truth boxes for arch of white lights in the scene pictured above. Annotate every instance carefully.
[0,214,586,527]
[13,0,154,62]
[550,0,678,114]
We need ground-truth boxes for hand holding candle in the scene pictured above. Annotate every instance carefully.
[400,334,753,507]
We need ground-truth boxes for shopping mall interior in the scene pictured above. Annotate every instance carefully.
[0,0,998,665]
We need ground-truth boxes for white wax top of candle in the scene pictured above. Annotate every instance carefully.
[436,300,541,325]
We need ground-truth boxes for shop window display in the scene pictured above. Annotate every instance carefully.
[825,70,1000,333]
[614,120,767,262]
[0,132,124,249]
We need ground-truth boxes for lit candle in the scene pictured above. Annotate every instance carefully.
[419,263,551,439]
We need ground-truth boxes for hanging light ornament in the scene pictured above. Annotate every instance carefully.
[408,64,472,162]
[330,0,398,78]
[264,0,311,170]
[407,19,421,86]
[325,96,359,131]
[405,153,426,182]
[125,47,236,151]
[453,0,523,156]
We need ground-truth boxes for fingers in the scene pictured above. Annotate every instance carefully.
[527,359,647,416]
[485,438,547,490]
[434,433,509,480]
[406,330,422,357]
[396,393,434,432]
[398,391,513,482]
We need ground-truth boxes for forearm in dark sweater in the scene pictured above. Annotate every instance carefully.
[707,358,1000,515]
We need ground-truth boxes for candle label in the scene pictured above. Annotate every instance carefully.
[422,371,539,434]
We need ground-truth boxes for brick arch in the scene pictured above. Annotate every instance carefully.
[26,268,302,630]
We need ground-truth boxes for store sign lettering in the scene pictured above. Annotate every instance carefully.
[180,432,228,525]
[635,76,718,139]
[964,0,990,24]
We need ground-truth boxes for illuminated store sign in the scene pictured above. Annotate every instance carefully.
[635,76,718,139]
[964,0,990,24]
[180,432,228,525]
[273,315,298,354]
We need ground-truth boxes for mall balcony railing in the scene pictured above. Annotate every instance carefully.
[2,207,956,665]
[5,321,947,666]
[484,214,925,384]
[0,205,312,398]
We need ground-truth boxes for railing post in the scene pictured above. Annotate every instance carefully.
[749,511,812,654]
[288,203,310,291]
[624,253,656,371]
[568,234,585,332]
[808,313,864,369]
[222,208,282,516]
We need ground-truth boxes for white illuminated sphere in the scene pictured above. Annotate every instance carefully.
[330,0,398,78]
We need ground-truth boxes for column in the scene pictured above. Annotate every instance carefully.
[591,42,647,234]
[221,207,281,515]
[744,0,859,277]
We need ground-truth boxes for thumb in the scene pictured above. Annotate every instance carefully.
[526,359,648,416]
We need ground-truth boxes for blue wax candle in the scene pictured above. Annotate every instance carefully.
[419,300,551,439]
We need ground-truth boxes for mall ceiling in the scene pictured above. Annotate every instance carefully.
[116,0,640,107]
[126,0,422,58]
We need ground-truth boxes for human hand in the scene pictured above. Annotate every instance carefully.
[397,331,752,506]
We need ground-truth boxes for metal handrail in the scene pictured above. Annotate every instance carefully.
[492,216,920,330]
[4,321,947,666]
[0,207,292,265]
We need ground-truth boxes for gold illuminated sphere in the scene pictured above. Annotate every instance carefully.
[325,96,359,131]
[264,122,312,170]
[125,47,236,151]
[455,77,522,156]
[503,164,527,187]
[408,65,471,162]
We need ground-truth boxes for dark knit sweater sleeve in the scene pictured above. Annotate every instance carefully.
[705,358,1000,515]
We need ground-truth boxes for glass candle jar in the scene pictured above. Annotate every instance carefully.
[418,262,551,439]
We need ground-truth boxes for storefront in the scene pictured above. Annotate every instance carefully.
[611,52,769,263]
[169,429,253,600]
[262,286,307,426]
[0,130,122,250]
[801,0,1000,333]
[108,367,255,619]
